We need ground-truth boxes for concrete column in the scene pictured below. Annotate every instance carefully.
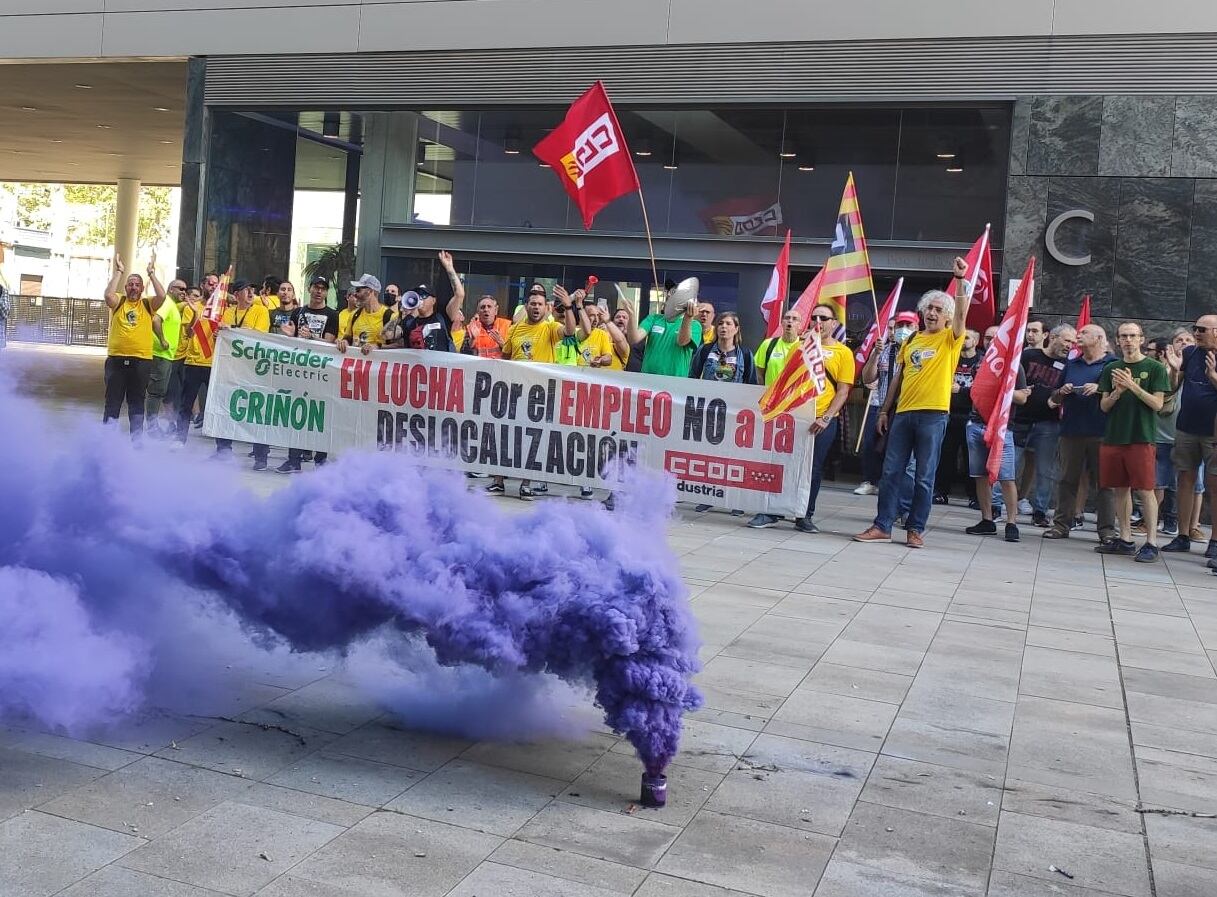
[114,178,141,271]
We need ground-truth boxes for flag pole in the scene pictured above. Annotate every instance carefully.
[637,191,662,311]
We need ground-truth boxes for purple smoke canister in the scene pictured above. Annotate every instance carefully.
[640,772,668,808]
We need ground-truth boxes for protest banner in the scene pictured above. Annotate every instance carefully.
[205,331,817,516]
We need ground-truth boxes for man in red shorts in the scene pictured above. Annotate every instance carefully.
[1097,321,1170,562]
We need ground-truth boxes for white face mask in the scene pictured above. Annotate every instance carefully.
[894,326,915,343]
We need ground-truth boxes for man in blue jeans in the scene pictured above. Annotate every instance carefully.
[855,256,970,548]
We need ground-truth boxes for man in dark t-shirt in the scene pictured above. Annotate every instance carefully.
[388,250,465,353]
[1015,323,1076,525]
[276,276,341,474]
[1162,314,1217,555]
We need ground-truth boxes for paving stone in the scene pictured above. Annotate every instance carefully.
[812,858,981,897]
[1152,859,1217,897]
[516,800,680,867]
[1007,696,1137,800]
[991,811,1150,897]
[833,802,995,893]
[697,656,810,697]
[718,615,835,669]
[1144,812,1217,870]
[1123,667,1217,704]
[447,861,624,897]
[119,800,343,896]
[1135,747,1217,809]
[767,689,898,751]
[611,717,756,775]
[818,638,927,676]
[634,873,759,896]
[460,733,618,780]
[987,869,1127,896]
[39,755,253,838]
[385,758,563,836]
[152,720,336,781]
[799,662,913,705]
[0,747,107,822]
[245,678,384,736]
[1025,626,1117,657]
[238,782,374,828]
[285,812,501,897]
[7,730,144,772]
[860,754,1002,826]
[999,778,1140,834]
[325,721,472,773]
[58,866,226,897]
[488,839,647,894]
[1117,645,1216,677]
[706,733,871,836]
[0,810,143,897]
[561,750,720,827]
[265,752,422,806]
[656,810,835,897]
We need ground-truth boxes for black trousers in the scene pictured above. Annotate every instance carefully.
[176,364,211,442]
[935,415,976,501]
[288,448,329,466]
[103,356,152,435]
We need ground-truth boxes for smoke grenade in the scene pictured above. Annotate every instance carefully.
[0,375,702,777]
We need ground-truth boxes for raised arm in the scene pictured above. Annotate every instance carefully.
[104,255,125,310]
[677,300,695,347]
[951,256,969,340]
[439,251,465,321]
[554,285,578,337]
[604,316,630,361]
[622,299,645,346]
[147,250,166,303]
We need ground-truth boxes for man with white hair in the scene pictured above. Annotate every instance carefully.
[855,257,970,548]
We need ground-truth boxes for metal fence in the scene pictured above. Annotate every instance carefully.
[3,294,111,348]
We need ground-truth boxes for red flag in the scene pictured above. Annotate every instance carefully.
[1068,295,1092,360]
[790,267,825,333]
[971,257,1037,483]
[853,278,904,377]
[946,225,995,334]
[759,230,791,340]
[533,81,640,230]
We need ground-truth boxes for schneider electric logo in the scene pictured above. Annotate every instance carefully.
[231,337,335,381]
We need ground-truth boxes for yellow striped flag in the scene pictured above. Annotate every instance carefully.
[813,172,874,323]
[758,331,827,421]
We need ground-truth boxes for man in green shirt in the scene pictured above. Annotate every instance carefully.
[756,310,803,385]
[1098,321,1170,562]
[146,276,184,435]
[626,282,702,376]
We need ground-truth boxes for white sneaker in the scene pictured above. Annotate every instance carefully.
[1017,499,1033,516]
[853,482,878,496]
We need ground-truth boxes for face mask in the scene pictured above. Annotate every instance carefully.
[894,326,915,343]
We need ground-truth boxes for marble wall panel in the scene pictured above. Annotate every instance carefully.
[1001,175,1048,296]
[1185,179,1217,322]
[1027,96,1102,176]
[1113,178,1194,323]
[1171,96,1217,177]
[1039,176,1120,317]
[1098,96,1175,177]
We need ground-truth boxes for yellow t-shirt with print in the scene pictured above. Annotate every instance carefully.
[702,327,715,345]
[107,298,154,359]
[504,320,563,363]
[576,328,614,367]
[183,304,215,368]
[175,302,194,361]
[816,341,857,418]
[340,306,394,347]
[222,302,270,333]
[896,327,963,413]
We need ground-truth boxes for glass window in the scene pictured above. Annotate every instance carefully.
[892,108,1009,245]
[465,110,572,230]
[413,111,477,227]
[585,110,676,235]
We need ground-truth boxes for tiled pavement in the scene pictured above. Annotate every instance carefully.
[3,477,1217,897]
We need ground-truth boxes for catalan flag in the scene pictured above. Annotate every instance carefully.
[758,330,828,422]
[192,267,230,360]
[812,172,874,324]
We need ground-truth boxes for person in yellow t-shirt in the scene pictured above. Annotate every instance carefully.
[855,256,970,547]
[746,302,855,533]
[582,304,630,370]
[214,279,272,468]
[103,252,167,437]
[489,285,579,499]
[697,302,717,345]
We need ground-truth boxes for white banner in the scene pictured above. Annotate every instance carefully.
[205,331,816,516]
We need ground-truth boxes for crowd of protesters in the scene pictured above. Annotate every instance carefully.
[101,250,1217,570]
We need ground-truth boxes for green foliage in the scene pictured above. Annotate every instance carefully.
[303,242,356,285]
[0,183,53,230]
[62,184,174,248]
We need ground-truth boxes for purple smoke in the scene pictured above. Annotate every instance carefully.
[0,374,702,774]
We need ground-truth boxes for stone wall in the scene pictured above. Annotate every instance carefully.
[1003,95,1217,338]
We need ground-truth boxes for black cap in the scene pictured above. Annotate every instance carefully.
[664,279,677,291]
[309,275,329,287]
[527,283,547,297]
[414,284,433,298]
[230,279,252,292]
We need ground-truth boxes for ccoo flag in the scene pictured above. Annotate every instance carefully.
[759,230,791,340]
[810,172,874,324]
[534,81,641,230]
[946,225,995,334]
[758,330,828,422]
[853,277,904,377]
[1068,294,1092,360]
[970,257,1037,483]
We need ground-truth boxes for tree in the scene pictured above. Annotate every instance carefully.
[62,184,174,248]
[0,183,53,230]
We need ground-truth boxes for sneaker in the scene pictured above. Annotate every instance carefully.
[1191,527,1206,541]
[1161,519,1180,537]
[1207,556,1217,571]
[1072,515,1085,530]
[730,509,745,517]
[853,482,878,496]
[747,514,780,529]
[967,499,980,511]
[1135,543,1160,563]
[1042,528,1070,539]
[518,486,534,501]
[485,482,505,495]
[894,516,907,530]
[275,460,301,474]
[1095,539,1136,556]
[1032,511,1051,528]
[1005,523,1021,542]
[853,526,892,543]
[693,503,712,512]
[906,531,924,549]
[794,518,820,534]
[1130,512,1144,526]
[1206,540,1217,560]
[1131,522,1148,535]
[932,494,949,505]
[1018,499,1033,516]
[1161,535,1192,552]
[247,449,257,457]
[966,519,997,535]
[252,458,268,471]
[602,494,616,512]
[533,483,549,494]
[192,417,204,429]
[580,488,595,500]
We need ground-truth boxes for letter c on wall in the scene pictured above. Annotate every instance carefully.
[1045,209,1094,267]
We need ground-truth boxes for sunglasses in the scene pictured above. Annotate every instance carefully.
[1193,325,1211,334]
[811,314,834,323]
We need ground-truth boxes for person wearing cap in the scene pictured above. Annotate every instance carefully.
[275,277,341,474]
[337,273,394,354]
[855,256,971,548]
[386,250,465,352]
